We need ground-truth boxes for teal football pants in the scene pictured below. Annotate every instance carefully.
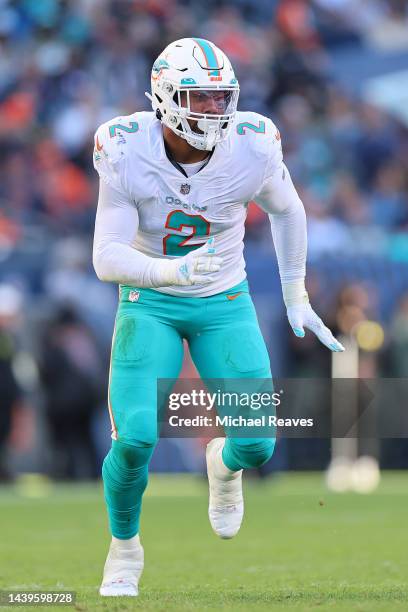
[102,280,276,538]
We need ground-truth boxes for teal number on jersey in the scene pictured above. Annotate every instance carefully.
[109,122,139,138]
[163,210,210,256]
[236,120,266,135]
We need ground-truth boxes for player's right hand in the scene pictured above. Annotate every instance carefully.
[167,237,223,286]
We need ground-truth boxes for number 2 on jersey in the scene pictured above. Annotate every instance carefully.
[236,120,265,135]
[163,210,211,256]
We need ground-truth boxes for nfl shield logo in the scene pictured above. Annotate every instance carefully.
[180,183,191,195]
[129,290,140,303]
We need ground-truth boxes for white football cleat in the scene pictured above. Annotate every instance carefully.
[99,535,144,597]
[206,437,244,539]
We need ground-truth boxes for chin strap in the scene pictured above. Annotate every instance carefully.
[204,128,218,151]
[196,119,219,150]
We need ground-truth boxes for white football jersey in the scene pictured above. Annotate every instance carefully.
[93,110,283,296]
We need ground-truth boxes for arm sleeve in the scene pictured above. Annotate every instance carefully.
[92,179,166,287]
[254,162,307,284]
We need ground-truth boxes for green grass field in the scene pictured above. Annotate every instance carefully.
[1,472,408,611]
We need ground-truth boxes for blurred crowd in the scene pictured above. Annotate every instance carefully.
[1,0,408,239]
[0,0,408,479]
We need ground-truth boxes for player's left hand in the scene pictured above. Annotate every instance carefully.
[286,303,345,352]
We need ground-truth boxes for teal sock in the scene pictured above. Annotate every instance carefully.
[222,438,275,471]
[102,439,155,539]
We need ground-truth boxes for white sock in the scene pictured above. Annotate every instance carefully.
[111,534,140,550]
[213,445,241,481]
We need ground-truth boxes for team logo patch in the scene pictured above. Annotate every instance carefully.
[129,290,140,303]
[180,183,191,195]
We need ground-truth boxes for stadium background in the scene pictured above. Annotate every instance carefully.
[1,0,408,481]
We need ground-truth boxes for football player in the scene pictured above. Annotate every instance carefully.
[93,38,344,597]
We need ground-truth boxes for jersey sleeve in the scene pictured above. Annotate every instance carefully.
[93,119,128,192]
[93,178,168,287]
[251,120,307,285]
[92,116,167,287]
[261,117,284,184]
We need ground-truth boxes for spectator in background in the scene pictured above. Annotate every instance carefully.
[43,236,117,345]
[0,285,24,481]
[380,292,408,467]
[38,306,103,480]
[383,293,408,377]
[369,162,407,229]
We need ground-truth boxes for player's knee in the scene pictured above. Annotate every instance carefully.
[112,406,158,457]
[111,438,157,470]
[229,438,275,469]
[251,439,275,467]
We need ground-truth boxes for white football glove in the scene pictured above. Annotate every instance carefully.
[163,237,223,286]
[283,281,344,352]
[287,302,345,352]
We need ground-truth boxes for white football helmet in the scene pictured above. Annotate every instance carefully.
[146,38,239,151]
